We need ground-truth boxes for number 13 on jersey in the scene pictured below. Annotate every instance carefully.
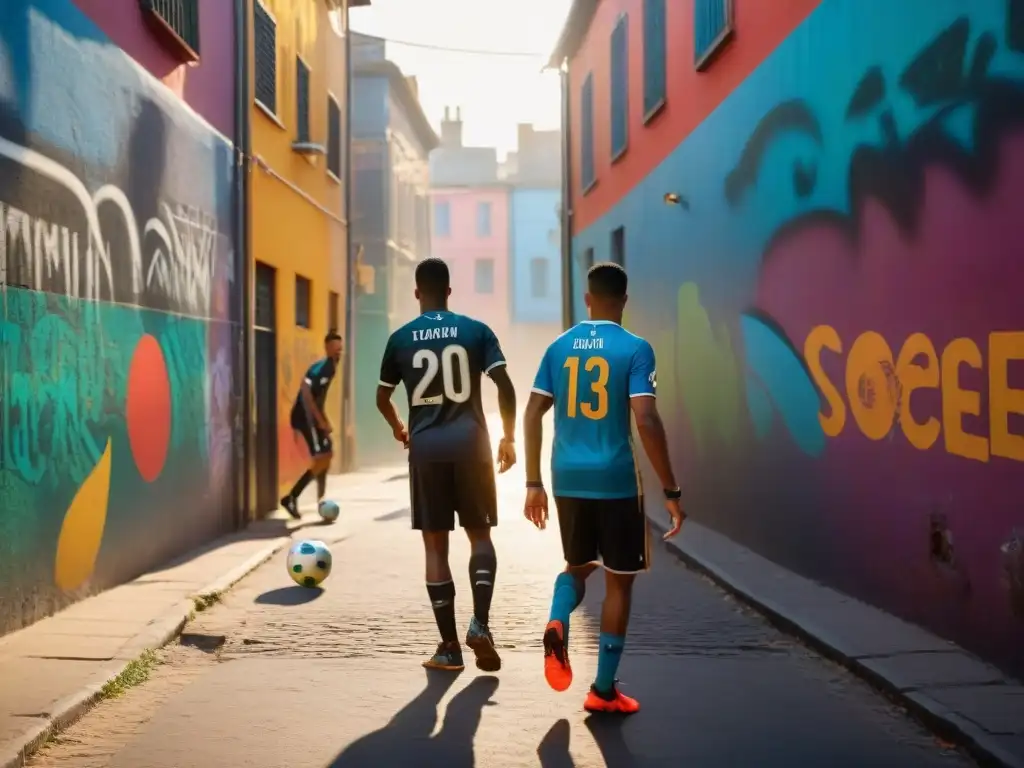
[564,356,609,419]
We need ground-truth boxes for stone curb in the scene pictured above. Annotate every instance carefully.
[0,535,292,768]
[649,517,1023,768]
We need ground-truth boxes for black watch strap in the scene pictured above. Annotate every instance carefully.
[663,487,682,500]
[526,480,544,489]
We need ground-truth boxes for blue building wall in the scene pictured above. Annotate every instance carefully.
[569,0,1024,678]
[0,0,240,634]
[510,188,561,324]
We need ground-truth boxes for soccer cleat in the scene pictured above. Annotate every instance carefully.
[465,616,502,672]
[422,641,465,671]
[583,683,640,715]
[280,495,301,520]
[543,620,573,692]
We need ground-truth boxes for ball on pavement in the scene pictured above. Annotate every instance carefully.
[318,499,340,523]
[287,539,332,588]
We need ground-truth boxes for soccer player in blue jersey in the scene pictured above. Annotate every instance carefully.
[280,331,343,519]
[523,262,685,714]
[376,258,518,673]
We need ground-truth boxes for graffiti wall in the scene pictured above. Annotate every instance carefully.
[572,0,1024,677]
[0,1,239,633]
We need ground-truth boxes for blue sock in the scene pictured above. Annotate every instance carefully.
[548,573,581,646]
[594,633,625,694]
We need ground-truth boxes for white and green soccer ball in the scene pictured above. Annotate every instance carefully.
[287,539,332,588]
[318,499,340,523]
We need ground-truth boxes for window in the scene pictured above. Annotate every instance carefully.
[254,1,277,113]
[476,201,492,237]
[580,73,595,191]
[435,200,451,236]
[583,247,595,270]
[474,259,494,294]
[140,0,200,59]
[530,258,549,298]
[255,262,275,330]
[610,227,625,266]
[643,0,666,119]
[328,290,339,332]
[296,57,310,142]
[694,0,734,71]
[610,15,629,159]
[327,96,342,178]
[295,275,311,328]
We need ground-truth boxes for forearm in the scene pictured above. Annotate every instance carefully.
[376,391,403,431]
[636,413,678,490]
[302,388,326,427]
[497,385,516,442]
[524,414,543,484]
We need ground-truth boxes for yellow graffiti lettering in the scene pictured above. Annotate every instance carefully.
[989,331,1024,462]
[895,332,940,451]
[940,337,988,463]
[845,331,897,442]
[805,325,845,437]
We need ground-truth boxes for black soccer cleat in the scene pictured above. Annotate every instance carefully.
[281,495,301,520]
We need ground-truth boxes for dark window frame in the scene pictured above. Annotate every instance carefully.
[254,0,278,115]
[295,275,312,328]
[580,73,596,193]
[140,0,200,61]
[610,227,626,267]
[642,0,667,122]
[328,290,340,332]
[295,56,311,143]
[327,94,342,179]
[610,14,629,161]
[694,0,734,72]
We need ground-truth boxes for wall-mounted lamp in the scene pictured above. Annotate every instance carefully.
[663,192,690,210]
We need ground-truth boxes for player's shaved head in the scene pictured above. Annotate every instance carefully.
[585,262,628,322]
[415,258,451,305]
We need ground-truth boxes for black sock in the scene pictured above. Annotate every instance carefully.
[289,470,314,500]
[469,551,497,627]
[426,581,458,643]
[316,471,326,500]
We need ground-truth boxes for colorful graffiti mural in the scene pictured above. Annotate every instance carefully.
[0,0,239,633]
[572,0,1024,677]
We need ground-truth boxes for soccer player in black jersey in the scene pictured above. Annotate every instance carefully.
[376,258,517,673]
[281,331,343,519]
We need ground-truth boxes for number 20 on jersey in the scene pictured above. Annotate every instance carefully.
[564,355,608,420]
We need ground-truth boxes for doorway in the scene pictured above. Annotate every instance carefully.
[254,261,278,515]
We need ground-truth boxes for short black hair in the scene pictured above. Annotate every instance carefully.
[415,257,450,298]
[325,330,342,344]
[587,262,628,299]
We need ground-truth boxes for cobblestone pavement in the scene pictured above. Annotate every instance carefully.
[28,451,974,768]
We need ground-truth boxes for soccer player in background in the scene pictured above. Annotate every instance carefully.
[280,331,343,519]
[523,262,685,714]
[376,258,518,673]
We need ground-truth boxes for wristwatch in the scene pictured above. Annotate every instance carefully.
[663,487,682,500]
[526,480,544,489]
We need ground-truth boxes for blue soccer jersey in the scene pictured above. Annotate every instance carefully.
[532,320,657,499]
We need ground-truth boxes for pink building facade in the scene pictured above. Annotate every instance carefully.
[430,186,512,342]
[73,0,235,137]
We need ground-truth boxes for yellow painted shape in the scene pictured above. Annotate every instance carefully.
[55,438,113,592]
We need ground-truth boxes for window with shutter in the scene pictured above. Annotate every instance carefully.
[296,57,311,142]
[610,15,629,159]
[580,73,595,191]
[254,2,278,113]
[140,0,200,60]
[327,96,342,178]
[694,0,734,71]
[642,0,666,120]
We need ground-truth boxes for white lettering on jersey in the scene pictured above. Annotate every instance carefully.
[572,337,605,350]
[412,326,459,342]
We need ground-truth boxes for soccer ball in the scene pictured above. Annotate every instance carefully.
[318,499,340,523]
[287,540,332,588]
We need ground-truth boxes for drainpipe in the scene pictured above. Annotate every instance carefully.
[233,0,254,525]
[559,64,574,331]
[340,0,357,471]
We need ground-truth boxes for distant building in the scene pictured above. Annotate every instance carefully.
[351,32,438,466]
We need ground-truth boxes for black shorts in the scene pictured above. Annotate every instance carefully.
[554,495,650,574]
[296,421,332,458]
[410,461,497,531]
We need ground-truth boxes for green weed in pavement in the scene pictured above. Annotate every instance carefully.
[99,650,160,700]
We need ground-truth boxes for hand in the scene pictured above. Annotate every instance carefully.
[392,422,409,448]
[524,486,548,530]
[496,438,516,473]
[662,498,686,540]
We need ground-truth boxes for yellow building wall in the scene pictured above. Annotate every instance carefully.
[250,0,349,491]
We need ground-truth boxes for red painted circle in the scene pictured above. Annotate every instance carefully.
[126,334,171,483]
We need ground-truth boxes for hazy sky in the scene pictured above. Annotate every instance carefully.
[350,0,572,157]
